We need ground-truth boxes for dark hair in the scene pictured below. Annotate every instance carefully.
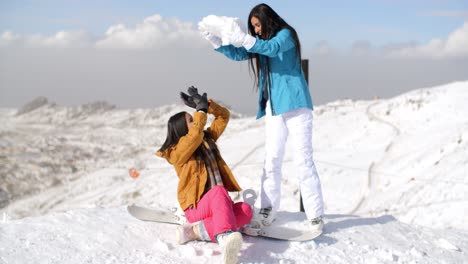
[158,111,221,163]
[247,3,302,91]
[158,111,188,153]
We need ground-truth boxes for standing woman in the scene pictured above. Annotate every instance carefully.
[201,3,324,230]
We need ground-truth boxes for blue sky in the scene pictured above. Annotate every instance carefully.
[1,0,467,47]
[0,1,467,113]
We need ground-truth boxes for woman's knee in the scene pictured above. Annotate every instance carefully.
[235,202,253,218]
[243,203,253,219]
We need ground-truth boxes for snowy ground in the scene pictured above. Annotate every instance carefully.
[2,207,467,264]
[1,81,468,263]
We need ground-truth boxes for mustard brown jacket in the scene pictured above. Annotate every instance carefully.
[155,101,242,210]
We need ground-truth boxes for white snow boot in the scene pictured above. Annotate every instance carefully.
[216,231,243,264]
[249,207,276,228]
[176,223,202,244]
[308,216,324,232]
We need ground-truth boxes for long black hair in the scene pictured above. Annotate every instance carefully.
[159,112,188,153]
[247,3,302,91]
[158,111,221,162]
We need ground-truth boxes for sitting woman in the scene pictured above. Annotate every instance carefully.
[156,87,252,264]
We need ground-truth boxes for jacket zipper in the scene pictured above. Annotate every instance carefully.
[268,86,274,115]
[266,72,274,116]
[261,57,274,116]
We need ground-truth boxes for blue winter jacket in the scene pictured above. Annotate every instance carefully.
[215,29,313,119]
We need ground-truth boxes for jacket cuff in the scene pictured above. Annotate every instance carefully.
[207,99,218,113]
[243,35,256,50]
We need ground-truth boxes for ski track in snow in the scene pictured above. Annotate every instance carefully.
[349,100,401,215]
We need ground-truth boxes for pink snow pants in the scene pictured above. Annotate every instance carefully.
[184,186,253,242]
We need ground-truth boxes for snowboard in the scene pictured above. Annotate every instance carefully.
[127,204,322,241]
[127,204,183,225]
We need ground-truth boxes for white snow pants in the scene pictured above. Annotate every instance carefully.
[260,104,324,219]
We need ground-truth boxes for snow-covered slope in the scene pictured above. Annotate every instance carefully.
[1,81,468,263]
[316,81,468,229]
[1,207,467,264]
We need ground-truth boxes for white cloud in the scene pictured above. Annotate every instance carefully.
[1,30,92,48]
[1,14,204,49]
[37,30,92,47]
[0,31,19,47]
[387,22,468,58]
[95,14,201,49]
[1,31,20,41]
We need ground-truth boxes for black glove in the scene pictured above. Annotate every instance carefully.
[187,86,199,97]
[187,86,202,103]
[195,93,208,113]
[180,92,196,109]
[186,86,208,112]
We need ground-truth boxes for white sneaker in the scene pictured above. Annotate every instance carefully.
[176,224,198,245]
[250,207,276,228]
[216,231,243,264]
[309,216,324,232]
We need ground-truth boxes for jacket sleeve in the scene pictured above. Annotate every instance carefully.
[206,100,230,142]
[215,45,250,61]
[247,29,296,58]
[161,112,207,166]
